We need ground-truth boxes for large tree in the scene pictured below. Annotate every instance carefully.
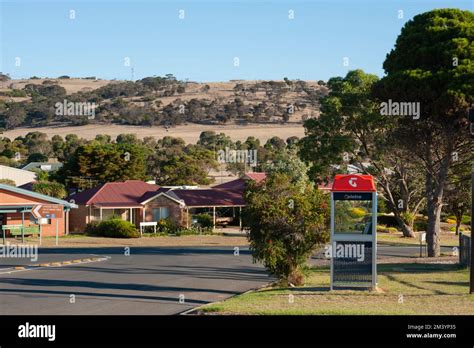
[300,70,425,238]
[373,9,474,256]
[58,142,148,187]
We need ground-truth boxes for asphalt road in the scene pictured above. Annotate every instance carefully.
[0,247,271,315]
[0,245,455,315]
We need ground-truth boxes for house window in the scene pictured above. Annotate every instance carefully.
[152,207,170,221]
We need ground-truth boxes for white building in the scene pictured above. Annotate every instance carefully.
[0,165,36,186]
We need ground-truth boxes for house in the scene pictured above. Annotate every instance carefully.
[213,172,267,191]
[67,180,245,233]
[0,165,36,186]
[0,183,77,238]
[213,172,332,192]
[67,172,330,233]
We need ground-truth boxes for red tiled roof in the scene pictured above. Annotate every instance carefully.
[171,189,245,207]
[67,180,160,206]
[243,172,267,183]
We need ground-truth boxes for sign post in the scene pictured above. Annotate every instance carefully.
[330,174,377,290]
[31,204,63,246]
[420,232,427,258]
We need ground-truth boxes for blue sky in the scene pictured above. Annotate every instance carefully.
[1,0,472,81]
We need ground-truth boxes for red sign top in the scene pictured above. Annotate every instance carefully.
[331,174,376,192]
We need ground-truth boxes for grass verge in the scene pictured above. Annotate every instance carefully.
[198,263,473,315]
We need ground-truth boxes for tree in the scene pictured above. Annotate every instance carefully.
[444,153,473,235]
[32,181,67,199]
[0,179,16,186]
[373,9,474,256]
[244,173,329,286]
[58,142,148,187]
[148,143,218,185]
[299,70,425,238]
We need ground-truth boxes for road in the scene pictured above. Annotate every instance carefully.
[0,247,271,315]
[0,245,454,315]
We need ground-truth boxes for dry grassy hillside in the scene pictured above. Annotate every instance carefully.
[0,76,324,143]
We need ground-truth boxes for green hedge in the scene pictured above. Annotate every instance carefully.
[85,218,139,238]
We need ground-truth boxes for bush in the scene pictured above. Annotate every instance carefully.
[195,213,213,228]
[84,221,100,235]
[461,215,471,225]
[85,218,139,238]
[175,226,213,236]
[245,173,329,286]
[377,225,398,233]
[156,219,177,234]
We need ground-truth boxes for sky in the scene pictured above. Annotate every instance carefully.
[1,0,472,82]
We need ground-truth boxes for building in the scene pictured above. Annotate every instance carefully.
[0,183,77,238]
[67,180,245,233]
[67,172,330,233]
[0,165,36,186]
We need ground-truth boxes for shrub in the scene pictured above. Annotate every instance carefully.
[156,219,177,234]
[85,218,139,238]
[377,225,398,234]
[84,221,100,235]
[195,213,213,228]
[176,226,213,236]
[461,215,471,225]
[245,173,329,286]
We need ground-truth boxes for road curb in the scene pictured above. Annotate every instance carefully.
[0,255,111,274]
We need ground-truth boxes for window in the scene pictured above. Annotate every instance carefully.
[334,199,373,235]
[152,207,170,221]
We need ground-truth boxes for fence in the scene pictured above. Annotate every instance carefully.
[459,233,471,267]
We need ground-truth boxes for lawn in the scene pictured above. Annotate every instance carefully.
[198,263,473,315]
[13,234,250,247]
[377,231,465,247]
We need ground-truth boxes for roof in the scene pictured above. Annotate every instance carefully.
[213,178,247,191]
[213,172,267,191]
[331,174,376,192]
[243,172,267,183]
[68,180,246,208]
[22,162,63,172]
[171,189,245,207]
[67,180,160,206]
[18,181,36,191]
[0,165,36,186]
[0,183,78,208]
